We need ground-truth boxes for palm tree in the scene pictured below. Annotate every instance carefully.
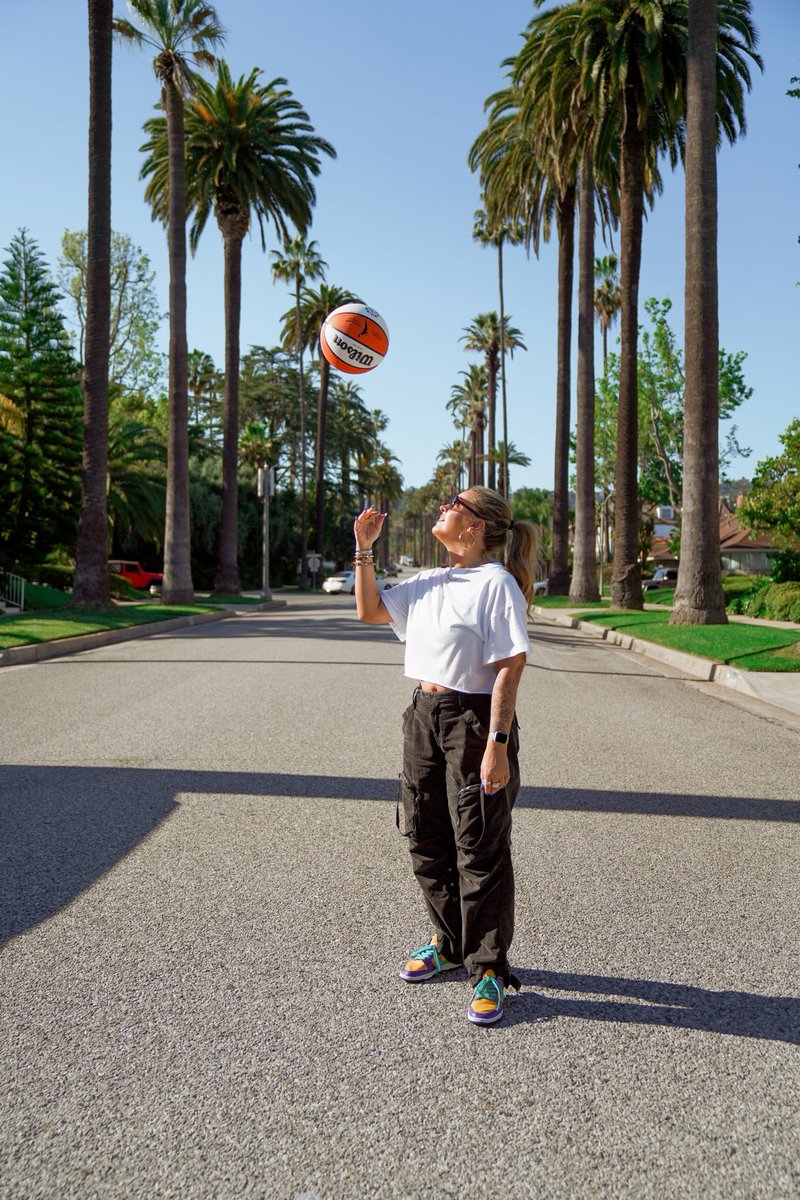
[271,237,327,589]
[461,312,525,492]
[491,440,531,497]
[449,364,488,487]
[570,149,601,603]
[73,0,113,608]
[141,63,334,594]
[473,207,525,495]
[568,0,760,609]
[280,282,357,570]
[470,56,576,595]
[671,0,756,624]
[115,0,224,603]
[594,254,621,374]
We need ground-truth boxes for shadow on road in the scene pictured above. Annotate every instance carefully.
[3,766,798,948]
[506,967,800,1045]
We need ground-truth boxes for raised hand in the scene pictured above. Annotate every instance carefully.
[354,506,386,549]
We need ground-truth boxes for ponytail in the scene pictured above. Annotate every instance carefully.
[465,486,540,610]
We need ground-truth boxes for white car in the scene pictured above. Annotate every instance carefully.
[322,570,394,595]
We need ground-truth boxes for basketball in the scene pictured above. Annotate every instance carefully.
[319,302,389,375]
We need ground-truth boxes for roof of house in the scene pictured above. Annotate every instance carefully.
[718,500,777,552]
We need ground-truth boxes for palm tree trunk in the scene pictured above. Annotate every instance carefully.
[570,151,599,603]
[161,79,194,603]
[671,0,727,625]
[296,279,310,589]
[213,229,243,595]
[611,91,645,610]
[487,350,497,491]
[550,184,576,595]
[313,356,331,568]
[498,238,509,498]
[73,0,112,608]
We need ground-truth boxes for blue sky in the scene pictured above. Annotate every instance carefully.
[3,1,798,492]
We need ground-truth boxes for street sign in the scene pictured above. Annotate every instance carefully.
[307,553,321,572]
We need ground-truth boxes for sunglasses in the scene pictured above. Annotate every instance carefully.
[445,494,483,520]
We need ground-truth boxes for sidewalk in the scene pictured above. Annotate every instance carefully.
[532,604,800,718]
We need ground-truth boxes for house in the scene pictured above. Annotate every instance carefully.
[645,499,776,575]
[719,498,777,575]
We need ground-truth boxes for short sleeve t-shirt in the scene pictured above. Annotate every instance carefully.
[380,562,531,693]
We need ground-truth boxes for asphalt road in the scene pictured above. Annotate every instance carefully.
[1,595,798,1200]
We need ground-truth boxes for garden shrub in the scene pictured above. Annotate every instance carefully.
[741,581,800,622]
[770,549,800,584]
[723,574,767,614]
[26,564,141,601]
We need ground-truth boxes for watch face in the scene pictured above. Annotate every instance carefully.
[491,731,508,744]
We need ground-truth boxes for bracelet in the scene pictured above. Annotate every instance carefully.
[352,557,375,568]
[353,548,374,559]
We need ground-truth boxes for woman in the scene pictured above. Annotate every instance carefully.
[354,487,537,1025]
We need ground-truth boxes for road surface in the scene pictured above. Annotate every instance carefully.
[1,595,798,1199]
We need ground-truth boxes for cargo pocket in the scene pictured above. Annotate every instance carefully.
[396,772,421,840]
[455,782,486,852]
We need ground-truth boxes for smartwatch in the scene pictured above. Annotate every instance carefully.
[488,730,509,744]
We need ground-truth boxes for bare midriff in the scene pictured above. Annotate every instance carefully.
[419,681,453,693]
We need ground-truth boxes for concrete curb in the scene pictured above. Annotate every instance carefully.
[0,599,288,669]
[531,605,800,717]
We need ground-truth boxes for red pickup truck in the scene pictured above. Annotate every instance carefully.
[108,560,164,593]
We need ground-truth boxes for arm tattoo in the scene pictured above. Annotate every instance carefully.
[490,665,522,733]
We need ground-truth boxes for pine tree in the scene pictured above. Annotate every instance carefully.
[0,230,83,564]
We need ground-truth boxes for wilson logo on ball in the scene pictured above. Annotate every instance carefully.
[320,303,389,375]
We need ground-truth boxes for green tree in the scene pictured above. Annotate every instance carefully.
[568,0,759,610]
[280,282,357,565]
[449,363,487,489]
[673,0,725,624]
[0,231,83,564]
[472,206,525,494]
[594,253,621,373]
[740,421,800,549]
[271,236,328,588]
[72,0,113,607]
[115,0,224,603]
[187,348,223,452]
[58,229,163,398]
[142,61,334,594]
[107,395,166,550]
[461,312,525,491]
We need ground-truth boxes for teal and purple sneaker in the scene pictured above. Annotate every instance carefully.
[399,940,461,983]
[467,970,506,1024]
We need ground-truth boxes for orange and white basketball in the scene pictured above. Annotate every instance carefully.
[319,302,389,375]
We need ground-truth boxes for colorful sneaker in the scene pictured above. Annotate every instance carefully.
[399,940,460,983]
[467,970,506,1025]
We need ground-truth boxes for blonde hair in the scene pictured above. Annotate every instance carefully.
[465,486,539,609]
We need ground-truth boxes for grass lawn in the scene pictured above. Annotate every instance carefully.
[0,604,221,650]
[575,608,800,671]
[534,595,611,609]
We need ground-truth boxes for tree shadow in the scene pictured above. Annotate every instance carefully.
[2,768,797,946]
[504,967,800,1045]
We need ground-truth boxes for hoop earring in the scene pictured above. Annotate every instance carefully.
[458,528,476,551]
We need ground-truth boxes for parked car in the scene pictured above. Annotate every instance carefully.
[322,570,394,595]
[108,559,164,595]
[643,566,679,591]
[533,579,548,596]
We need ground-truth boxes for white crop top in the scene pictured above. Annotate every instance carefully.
[380,562,531,694]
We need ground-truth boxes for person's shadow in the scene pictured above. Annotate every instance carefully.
[500,967,800,1044]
